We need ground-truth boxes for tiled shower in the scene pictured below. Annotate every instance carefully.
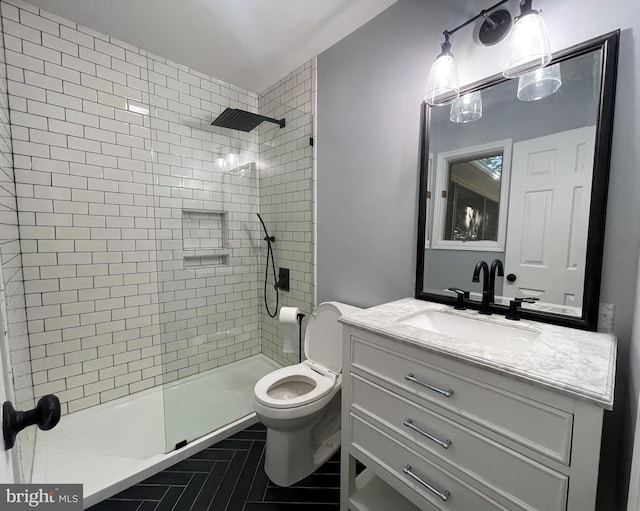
[0,0,315,495]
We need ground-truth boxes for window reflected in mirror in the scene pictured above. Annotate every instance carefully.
[430,140,511,252]
[444,154,503,242]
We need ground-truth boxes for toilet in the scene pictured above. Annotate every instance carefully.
[252,301,361,487]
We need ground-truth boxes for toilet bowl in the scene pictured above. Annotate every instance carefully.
[252,301,361,487]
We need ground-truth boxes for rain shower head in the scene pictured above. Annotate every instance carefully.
[211,108,285,132]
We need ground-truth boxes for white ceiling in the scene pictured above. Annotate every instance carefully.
[25,0,399,93]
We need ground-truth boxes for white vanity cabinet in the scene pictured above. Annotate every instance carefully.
[339,306,615,511]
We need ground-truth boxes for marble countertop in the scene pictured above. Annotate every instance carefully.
[339,298,617,410]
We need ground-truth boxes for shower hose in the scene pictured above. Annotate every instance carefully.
[257,213,279,318]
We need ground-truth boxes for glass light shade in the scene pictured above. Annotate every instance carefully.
[215,157,225,170]
[450,91,483,123]
[503,13,552,78]
[424,53,460,106]
[517,63,562,101]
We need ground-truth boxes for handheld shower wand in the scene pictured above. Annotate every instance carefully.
[257,213,279,318]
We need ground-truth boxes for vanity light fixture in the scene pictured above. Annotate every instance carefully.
[450,91,483,123]
[517,63,561,101]
[503,0,552,78]
[425,0,554,106]
[424,0,511,106]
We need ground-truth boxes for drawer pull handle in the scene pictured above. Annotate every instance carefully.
[404,419,451,449]
[405,374,454,397]
[403,465,450,502]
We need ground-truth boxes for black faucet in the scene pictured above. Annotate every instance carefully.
[472,260,491,314]
[489,259,504,303]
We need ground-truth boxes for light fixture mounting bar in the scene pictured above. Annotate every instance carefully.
[443,0,510,37]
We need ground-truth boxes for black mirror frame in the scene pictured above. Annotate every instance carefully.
[415,31,620,331]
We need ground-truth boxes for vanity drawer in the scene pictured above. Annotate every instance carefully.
[350,373,568,511]
[350,335,574,464]
[350,413,511,511]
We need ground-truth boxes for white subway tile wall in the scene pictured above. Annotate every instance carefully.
[258,61,314,366]
[2,0,313,414]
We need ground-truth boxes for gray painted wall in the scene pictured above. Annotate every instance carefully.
[318,0,640,508]
[317,0,451,307]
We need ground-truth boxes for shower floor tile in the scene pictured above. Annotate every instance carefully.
[87,423,345,511]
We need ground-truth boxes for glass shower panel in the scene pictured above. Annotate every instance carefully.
[147,49,313,451]
[146,57,275,452]
[257,99,314,370]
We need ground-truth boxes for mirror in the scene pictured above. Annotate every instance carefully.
[416,32,620,330]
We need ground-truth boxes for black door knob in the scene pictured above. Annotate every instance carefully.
[506,273,517,282]
[3,395,61,449]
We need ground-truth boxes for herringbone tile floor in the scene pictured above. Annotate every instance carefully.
[87,423,342,510]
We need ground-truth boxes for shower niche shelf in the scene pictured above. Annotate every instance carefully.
[182,209,230,268]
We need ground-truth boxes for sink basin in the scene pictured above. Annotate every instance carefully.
[400,309,540,352]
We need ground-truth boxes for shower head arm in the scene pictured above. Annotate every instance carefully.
[261,115,286,129]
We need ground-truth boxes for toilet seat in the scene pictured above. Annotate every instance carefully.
[254,361,337,409]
